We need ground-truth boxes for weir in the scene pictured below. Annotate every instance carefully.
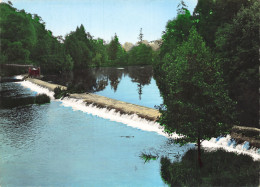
[15,75,260,160]
[26,77,161,121]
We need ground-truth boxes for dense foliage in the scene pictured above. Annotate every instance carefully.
[154,1,258,152]
[157,27,236,166]
[106,34,128,66]
[64,25,93,69]
[160,8,193,58]
[193,0,252,47]
[128,44,154,65]
[215,1,260,127]
[0,3,73,72]
[0,2,155,72]
[160,149,260,186]
[153,0,258,168]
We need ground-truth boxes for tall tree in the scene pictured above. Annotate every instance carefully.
[107,33,127,65]
[157,27,236,167]
[155,4,193,100]
[138,28,143,44]
[160,3,193,57]
[107,33,120,61]
[64,24,93,69]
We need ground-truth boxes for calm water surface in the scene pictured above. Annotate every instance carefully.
[42,66,163,108]
[0,81,191,186]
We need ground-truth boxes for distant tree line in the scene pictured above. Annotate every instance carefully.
[0,2,157,73]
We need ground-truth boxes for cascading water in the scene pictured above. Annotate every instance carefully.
[15,76,260,161]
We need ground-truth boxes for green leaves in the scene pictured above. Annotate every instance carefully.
[64,25,94,69]
[160,8,193,57]
[215,1,259,127]
[128,43,154,66]
[155,27,236,145]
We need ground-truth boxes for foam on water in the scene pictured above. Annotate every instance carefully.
[202,135,260,161]
[16,78,54,99]
[14,75,24,80]
[16,78,260,160]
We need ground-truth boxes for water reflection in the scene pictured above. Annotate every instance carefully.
[42,66,153,99]
[128,66,152,100]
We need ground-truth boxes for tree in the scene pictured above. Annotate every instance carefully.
[7,1,13,6]
[107,33,120,61]
[64,24,93,69]
[91,38,108,67]
[155,4,193,102]
[177,0,188,15]
[107,33,127,65]
[215,1,259,127]
[193,0,252,47]
[0,3,73,72]
[128,43,153,65]
[160,3,193,57]
[156,27,236,167]
[138,28,143,44]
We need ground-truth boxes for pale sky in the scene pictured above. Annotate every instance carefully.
[3,0,198,44]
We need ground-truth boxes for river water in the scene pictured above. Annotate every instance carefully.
[42,66,163,108]
[0,79,192,186]
[0,67,259,186]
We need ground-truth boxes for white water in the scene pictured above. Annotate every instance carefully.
[15,76,260,161]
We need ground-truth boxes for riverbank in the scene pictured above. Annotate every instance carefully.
[23,76,260,148]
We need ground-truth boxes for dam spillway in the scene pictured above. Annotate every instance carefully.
[26,77,161,121]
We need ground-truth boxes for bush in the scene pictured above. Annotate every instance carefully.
[35,94,50,104]
[54,86,69,99]
[160,149,260,186]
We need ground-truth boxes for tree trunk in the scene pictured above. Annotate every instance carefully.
[197,138,203,168]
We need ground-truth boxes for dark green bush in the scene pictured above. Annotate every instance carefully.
[34,94,50,104]
[54,86,69,99]
[54,86,62,99]
[161,149,260,186]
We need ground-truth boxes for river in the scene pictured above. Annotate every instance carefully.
[0,72,190,186]
[0,66,259,186]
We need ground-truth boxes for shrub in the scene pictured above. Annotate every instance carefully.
[54,86,69,99]
[35,94,50,104]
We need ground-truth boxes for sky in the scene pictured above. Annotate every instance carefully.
[2,0,198,44]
